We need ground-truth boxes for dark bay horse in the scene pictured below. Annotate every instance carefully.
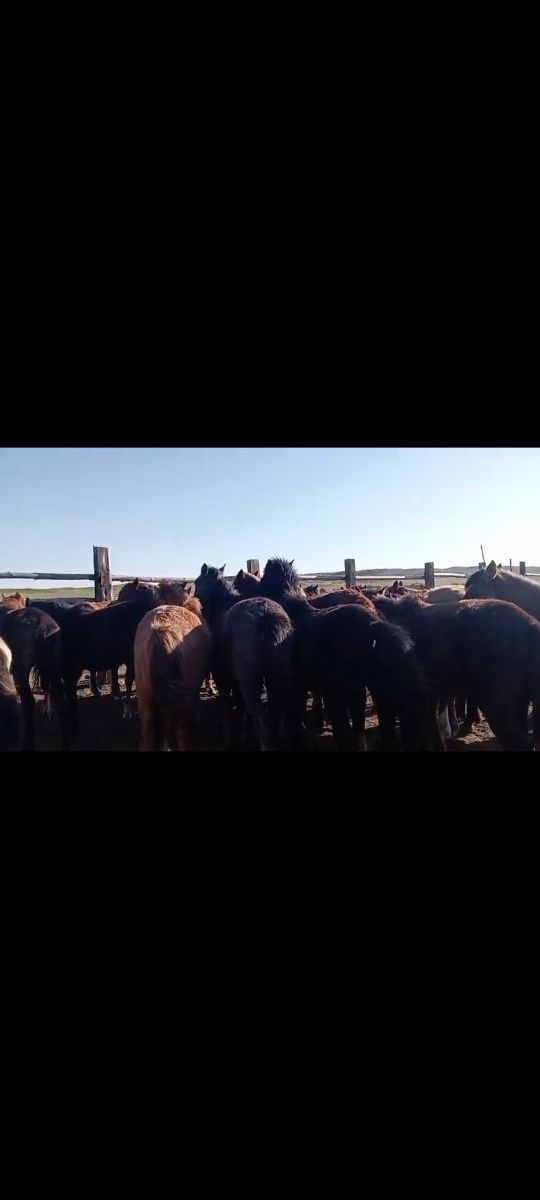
[0,607,66,750]
[253,558,377,731]
[194,564,245,747]
[374,594,540,750]
[223,597,303,750]
[278,592,433,750]
[60,593,157,740]
[465,561,540,622]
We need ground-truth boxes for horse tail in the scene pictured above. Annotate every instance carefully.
[149,633,199,716]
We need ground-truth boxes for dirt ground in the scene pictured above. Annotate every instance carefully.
[29,670,502,751]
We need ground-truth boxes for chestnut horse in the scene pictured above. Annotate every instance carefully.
[0,592,26,611]
[134,596,212,750]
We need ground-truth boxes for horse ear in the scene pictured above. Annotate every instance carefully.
[236,569,245,581]
[201,564,208,576]
[219,564,226,575]
[133,578,139,588]
[485,560,497,580]
[184,582,192,595]
[289,560,294,568]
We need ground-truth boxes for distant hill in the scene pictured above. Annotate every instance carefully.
[356,566,540,577]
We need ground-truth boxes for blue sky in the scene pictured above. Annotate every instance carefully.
[1,447,538,584]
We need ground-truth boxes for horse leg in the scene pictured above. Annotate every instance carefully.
[448,697,459,738]
[459,698,481,735]
[266,690,283,747]
[213,667,242,750]
[122,662,134,719]
[429,697,447,751]
[63,669,81,743]
[437,699,452,742]
[325,694,353,751]
[370,688,399,750]
[111,667,121,698]
[90,669,101,699]
[311,691,325,734]
[482,697,532,750]
[47,673,70,750]
[139,703,161,751]
[15,674,35,751]
[235,663,272,751]
[348,687,367,751]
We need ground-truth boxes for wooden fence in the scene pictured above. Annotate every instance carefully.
[1,547,539,597]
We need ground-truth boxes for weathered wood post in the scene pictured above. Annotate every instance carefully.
[520,561,526,576]
[424,562,435,589]
[93,546,112,600]
[247,559,260,577]
[93,546,112,688]
[345,558,356,588]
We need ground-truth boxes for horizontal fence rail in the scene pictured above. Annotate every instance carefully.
[2,547,539,597]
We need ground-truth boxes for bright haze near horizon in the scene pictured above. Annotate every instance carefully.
[1,447,539,587]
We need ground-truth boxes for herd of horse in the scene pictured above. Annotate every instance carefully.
[1,558,539,751]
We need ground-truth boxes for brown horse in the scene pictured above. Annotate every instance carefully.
[424,585,465,604]
[134,596,212,750]
[234,568,261,598]
[308,588,377,613]
[465,561,540,622]
[0,636,21,751]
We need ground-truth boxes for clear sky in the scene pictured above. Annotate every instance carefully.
[1,447,538,584]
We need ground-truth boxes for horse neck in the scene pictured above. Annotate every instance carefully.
[279,593,316,624]
[204,584,239,626]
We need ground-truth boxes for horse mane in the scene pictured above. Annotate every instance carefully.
[260,557,301,599]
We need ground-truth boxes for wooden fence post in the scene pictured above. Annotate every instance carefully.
[424,562,435,589]
[93,546,112,600]
[520,561,526,576]
[247,559,260,577]
[93,546,112,689]
[345,558,356,588]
